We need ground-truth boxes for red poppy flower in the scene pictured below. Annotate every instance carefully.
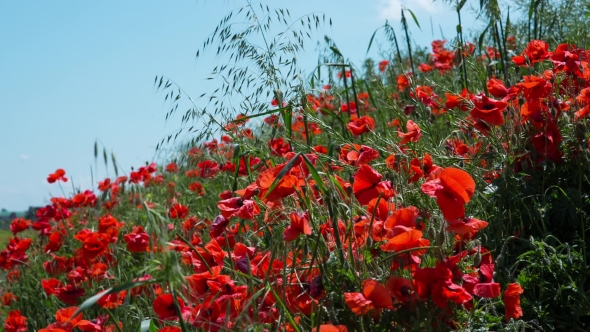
[470,93,507,126]
[344,279,393,315]
[124,226,150,253]
[347,115,375,137]
[366,198,396,226]
[197,160,220,178]
[217,197,260,220]
[418,63,433,72]
[1,292,16,306]
[153,294,186,321]
[503,283,524,322]
[384,206,420,233]
[353,165,395,206]
[388,118,401,128]
[516,75,552,101]
[447,216,488,235]
[421,167,475,221]
[168,204,189,219]
[398,120,422,145]
[53,306,91,331]
[378,60,389,72]
[397,74,411,91]
[9,218,30,235]
[412,85,439,108]
[3,310,27,332]
[550,43,581,76]
[8,237,31,253]
[337,70,351,79]
[531,120,563,163]
[42,278,63,295]
[344,145,379,167]
[256,165,297,202]
[97,290,127,309]
[165,162,179,173]
[487,78,510,99]
[575,88,590,119]
[422,153,441,177]
[413,262,472,308]
[340,101,356,113]
[71,190,97,207]
[268,137,292,156]
[67,266,86,284]
[311,324,348,332]
[98,214,123,234]
[158,327,182,332]
[380,229,430,254]
[512,40,549,66]
[79,233,110,260]
[283,211,312,241]
[464,264,501,299]
[189,300,223,330]
[444,90,471,111]
[47,169,68,183]
[386,276,417,304]
[54,284,86,305]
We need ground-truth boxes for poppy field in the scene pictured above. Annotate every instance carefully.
[2,1,590,331]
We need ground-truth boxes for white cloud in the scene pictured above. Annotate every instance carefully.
[377,0,442,21]
[19,154,30,160]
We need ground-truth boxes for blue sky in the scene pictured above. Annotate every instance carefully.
[0,0,483,211]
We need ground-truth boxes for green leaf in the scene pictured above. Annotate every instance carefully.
[329,175,348,197]
[478,22,492,52]
[319,107,346,125]
[528,0,542,19]
[231,144,242,193]
[324,63,349,68]
[457,0,468,12]
[73,279,160,318]
[330,46,343,58]
[231,106,288,122]
[366,27,380,55]
[406,9,421,30]
[284,107,293,141]
[267,286,300,332]
[264,152,302,199]
[139,319,158,332]
[301,154,327,195]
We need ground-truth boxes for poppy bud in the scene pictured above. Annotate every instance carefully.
[436,226,446,246]
[346,185,353,196]
[426,227,437,242]
[496,254,504,268]
[309,275,324,298]
[575,123,586,141]
[235,257,250,274]
[473,251,482,267]
[210,215,229,238]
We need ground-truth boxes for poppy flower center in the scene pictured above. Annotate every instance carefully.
[400,285,412,296]
[224,284,233,294]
